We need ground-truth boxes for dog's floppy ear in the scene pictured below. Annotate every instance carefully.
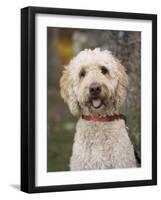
[60,65,80,116]
[115,63,128,111]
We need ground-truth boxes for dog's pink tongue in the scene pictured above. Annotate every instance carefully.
[92,99,102,108]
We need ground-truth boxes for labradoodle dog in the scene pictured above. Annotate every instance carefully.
[60,48,137,170]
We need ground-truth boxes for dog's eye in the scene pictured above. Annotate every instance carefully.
[79,69,86,78]
[100,66,109,75]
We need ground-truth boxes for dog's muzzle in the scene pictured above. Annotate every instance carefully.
[89,82,103,109]
[89,82,101,97]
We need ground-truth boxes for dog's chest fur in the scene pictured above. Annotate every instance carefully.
[70,118,136,170]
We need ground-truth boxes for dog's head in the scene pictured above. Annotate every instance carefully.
[60,48,128,116]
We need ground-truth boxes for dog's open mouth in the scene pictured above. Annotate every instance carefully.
[91,98,103,109]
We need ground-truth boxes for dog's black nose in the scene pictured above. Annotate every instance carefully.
[89,83,101,97]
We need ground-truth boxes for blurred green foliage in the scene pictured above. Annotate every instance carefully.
[47,86,77,171]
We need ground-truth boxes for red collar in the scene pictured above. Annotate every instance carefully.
[82,114,126,123]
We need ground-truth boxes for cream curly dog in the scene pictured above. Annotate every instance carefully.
[60,48,137,170]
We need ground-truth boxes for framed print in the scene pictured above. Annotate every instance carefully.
[21,6,157,193]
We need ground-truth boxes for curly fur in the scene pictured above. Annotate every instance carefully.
[60,48,136,170]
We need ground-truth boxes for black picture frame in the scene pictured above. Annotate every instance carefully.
[21,6,157,193]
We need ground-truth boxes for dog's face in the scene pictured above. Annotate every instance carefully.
[60,48,128,116]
